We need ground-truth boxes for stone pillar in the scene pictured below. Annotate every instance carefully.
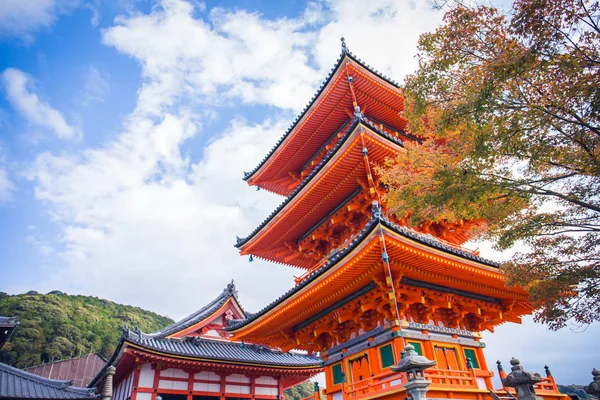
[391,344,436,400]
[585,369,600,399]
[101,366,116,400]
[502,358,542,400]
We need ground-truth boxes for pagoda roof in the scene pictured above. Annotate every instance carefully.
[143,281,243,339]
[244,46,408,196]
[236,117,404,267]
[0,362,97,399]
[229,215,502,333]
[121,330,322,368]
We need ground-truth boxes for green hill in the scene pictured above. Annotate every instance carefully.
[558,384,595,400]
[0,291,173,368]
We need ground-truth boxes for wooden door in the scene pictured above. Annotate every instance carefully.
[349,354,371,395]
[434,346,460,370]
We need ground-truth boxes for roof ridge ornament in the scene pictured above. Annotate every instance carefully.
[225,280,238,298]
[341,36,348,55]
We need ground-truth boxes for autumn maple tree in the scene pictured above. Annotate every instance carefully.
[378,0,600,328]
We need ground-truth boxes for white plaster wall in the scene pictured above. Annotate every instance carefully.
[138,364,154,388]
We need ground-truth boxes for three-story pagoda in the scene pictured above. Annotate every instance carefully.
[230,39,565,400]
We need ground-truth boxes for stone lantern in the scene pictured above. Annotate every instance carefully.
[502,358,542,400]
[585,369,600,399]
[391,344,436,400]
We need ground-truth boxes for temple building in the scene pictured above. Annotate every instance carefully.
[0,316,98,400]
[0,317,18,350]
[90,282,322,400]
[26,354,106,388]
[230,39,565,400]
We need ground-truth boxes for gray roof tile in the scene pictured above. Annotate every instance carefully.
[123,334,322,368]
[0,363,97,399]
[142,282,241,339]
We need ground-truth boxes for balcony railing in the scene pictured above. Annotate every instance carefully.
[339,368,561,400]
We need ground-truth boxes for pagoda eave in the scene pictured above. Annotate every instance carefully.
[244,53,407,196]
[237,120,405,268]
[229,219,531,348]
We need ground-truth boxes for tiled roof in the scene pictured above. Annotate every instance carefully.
[0,362,97,399]
[25,354,106,388]
[243,47,401,183]
[0,317,18,328]
[142,282,242,339]
[235,116,403,249]
[122,332,322,368]
[228,215,499,331]
[0,316,18,351]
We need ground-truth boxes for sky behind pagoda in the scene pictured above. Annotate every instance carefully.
[0,0,598,385]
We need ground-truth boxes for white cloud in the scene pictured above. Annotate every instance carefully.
[0,0,79,40]
[2,68,81,140]
[83,66,110,104]
[24,0,598,386]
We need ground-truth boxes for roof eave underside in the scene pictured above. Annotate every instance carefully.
[236,119,403,255]
[228,218,512,333]
[243,51,404,186]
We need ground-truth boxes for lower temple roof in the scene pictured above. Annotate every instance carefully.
[0,362,97,400]
[122,329,322,368]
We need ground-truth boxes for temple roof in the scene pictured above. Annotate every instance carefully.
[0,362,97,399]
[228,215,500,332]
[25,354,106,388]
[122,330,322,368]
[142,281,242,339]
[243,43,408,196]
[0,316,18,350]
[236,116,403,256]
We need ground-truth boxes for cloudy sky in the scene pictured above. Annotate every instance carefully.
[0,0,597,386]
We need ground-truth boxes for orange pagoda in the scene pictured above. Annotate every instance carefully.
[230,39,565,400]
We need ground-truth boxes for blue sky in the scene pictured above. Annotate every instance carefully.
[0,0,597,386]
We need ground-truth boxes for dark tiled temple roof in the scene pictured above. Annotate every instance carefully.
[0,362,97,399]
[142,282,242,339]
[25,354,106,388]
[122,331,322,368]
[235,116,403,248]
[0,316,18,350]
[243,46,401,182]
[228,216,499,331]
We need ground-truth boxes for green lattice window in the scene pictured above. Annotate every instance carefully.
[464,348,480,369]
[408,341,423,356]
[379,344,395,368]
[332,363,343,385]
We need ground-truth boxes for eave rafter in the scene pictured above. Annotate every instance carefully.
[231,225,532,351]
[240,123,404,268]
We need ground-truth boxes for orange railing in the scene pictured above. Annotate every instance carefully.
[343,368,490,398]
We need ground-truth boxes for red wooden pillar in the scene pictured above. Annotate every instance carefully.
[187,369,195,400]
[220,372,227,400]
[278,376,284,399]
[151,365,161,400]
[131,366,141,400]
[249,375,256,398]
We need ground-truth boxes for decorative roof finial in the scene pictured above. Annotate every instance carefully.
[341,36,348,54]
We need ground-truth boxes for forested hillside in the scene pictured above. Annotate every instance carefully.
[0,291,173,368]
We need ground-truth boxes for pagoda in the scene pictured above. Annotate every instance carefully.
[90,282,321,400]
[229,39,565,400]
